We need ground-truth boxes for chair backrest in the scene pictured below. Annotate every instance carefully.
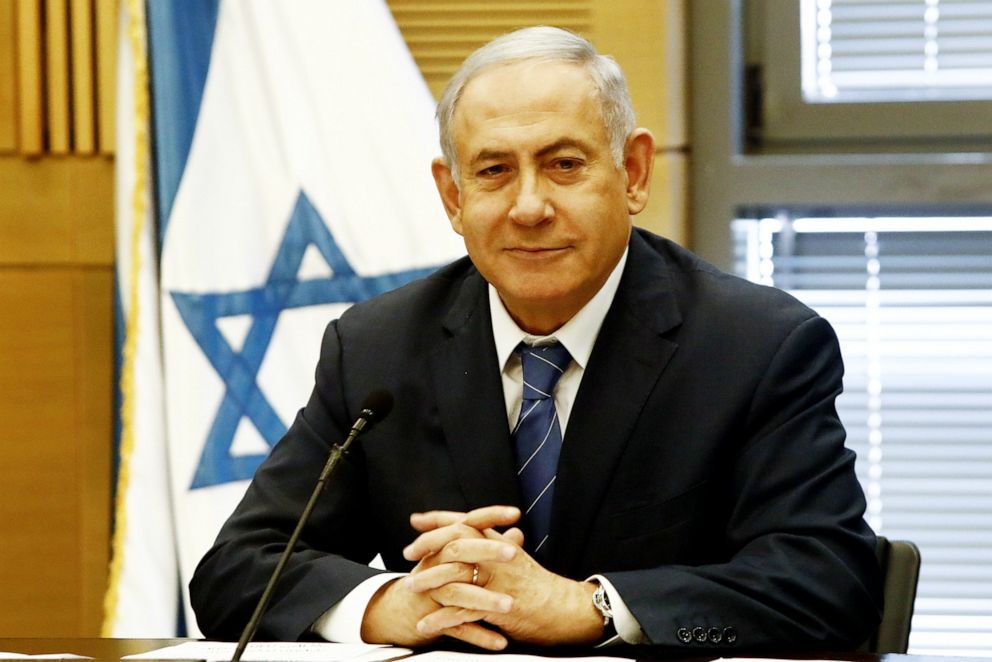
[861,536,922,654]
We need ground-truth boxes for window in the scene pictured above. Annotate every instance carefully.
[733,215,992,654]
[756,0,992,144]
[802,0,992,103]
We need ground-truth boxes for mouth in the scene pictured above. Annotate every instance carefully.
[506,246,570,256]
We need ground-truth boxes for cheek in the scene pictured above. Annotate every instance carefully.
[455,218,492,259]
[459,198,506,235]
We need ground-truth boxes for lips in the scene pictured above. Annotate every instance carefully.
[507,246,569,253]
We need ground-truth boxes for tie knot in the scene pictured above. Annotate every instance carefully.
[518,342,572,400]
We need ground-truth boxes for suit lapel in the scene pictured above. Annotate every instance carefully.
[548,232,683,574]
[428,273,521,510]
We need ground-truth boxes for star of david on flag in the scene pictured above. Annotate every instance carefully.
[174,192,435,489]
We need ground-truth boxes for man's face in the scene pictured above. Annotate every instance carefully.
[432,60,653,334]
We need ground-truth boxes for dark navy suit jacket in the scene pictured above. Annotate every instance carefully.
[190,228,882,649]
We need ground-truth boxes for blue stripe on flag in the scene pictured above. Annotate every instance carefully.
[146,0,220,245]
[110,273,126,528]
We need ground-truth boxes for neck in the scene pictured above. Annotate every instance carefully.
[503,299,582,336]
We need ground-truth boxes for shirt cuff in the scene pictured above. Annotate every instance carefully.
[311,573,406,642]
[588,574,649,646]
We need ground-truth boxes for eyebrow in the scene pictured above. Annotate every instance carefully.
[535,138,592,159]
[469,138,593,167]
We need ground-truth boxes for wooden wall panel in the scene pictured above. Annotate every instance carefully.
[73,269,114,635]
[649,151,689,247]
[0,153,113,638]
[46,0,72,154]
[0,157,114,265]
[70,0,97,154]
[5,0,117,156]
[0,1,17,152]
[95,0,116,155]
[0,268,112,636]
[16,0,43,155]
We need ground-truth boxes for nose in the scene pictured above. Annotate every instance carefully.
[508,171,552,226]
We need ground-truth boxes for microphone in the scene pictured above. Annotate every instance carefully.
[231,389,394,662]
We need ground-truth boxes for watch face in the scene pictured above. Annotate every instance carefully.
[594,585,613,620]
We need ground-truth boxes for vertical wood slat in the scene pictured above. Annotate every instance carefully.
[70,0,95,154]
[94,0,115,154]
[0,0,17,152]
[16,0,43,155]
[45,0,71,154]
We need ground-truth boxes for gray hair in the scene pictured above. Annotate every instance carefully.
[436,26,636,181]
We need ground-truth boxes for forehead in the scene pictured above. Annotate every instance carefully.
[451,60,606,151]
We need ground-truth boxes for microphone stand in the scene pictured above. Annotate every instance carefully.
[230,418,369,662]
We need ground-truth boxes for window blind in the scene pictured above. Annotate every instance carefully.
[733,215,992,656]
[803,0,992,102]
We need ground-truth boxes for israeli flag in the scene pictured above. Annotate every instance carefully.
[105,0,463,636]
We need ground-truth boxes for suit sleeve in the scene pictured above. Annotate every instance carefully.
[604,315,883,650]
[189,319,386,641]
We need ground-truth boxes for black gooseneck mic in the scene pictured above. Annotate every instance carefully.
[231,389,395,662]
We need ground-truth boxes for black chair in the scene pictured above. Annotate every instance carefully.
[860,536,921,654]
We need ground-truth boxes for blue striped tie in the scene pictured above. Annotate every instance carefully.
[512,342,572,560]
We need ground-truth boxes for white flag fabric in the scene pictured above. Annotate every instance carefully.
[106,0,464,636]
[104,0,179,637]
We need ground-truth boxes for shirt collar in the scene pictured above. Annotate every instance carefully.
[489,247,629,371]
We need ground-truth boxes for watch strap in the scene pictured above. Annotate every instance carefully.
[592,583,613,627]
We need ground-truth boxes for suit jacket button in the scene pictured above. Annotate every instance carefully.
[708,627,723,644]
[677,627,692,644]
[693,626,707,643]
[723,626,738,644]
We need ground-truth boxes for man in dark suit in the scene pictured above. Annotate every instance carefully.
[190,26,882,651]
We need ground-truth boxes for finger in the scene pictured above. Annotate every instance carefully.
[439,622,508,651]
[429,582,514,614]
[403,522,486,561]
[405,561,478,592]
[411,505,520,533]
[416,606,482,636]
[504,527,524,546]
[418,606,510,650]
[462,505,520,531]
[409,510,469,532]
[484,526,524,547]
[432,537,517,566]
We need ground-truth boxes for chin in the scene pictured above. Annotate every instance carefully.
[505,281,572,302]
[506,286,583,318]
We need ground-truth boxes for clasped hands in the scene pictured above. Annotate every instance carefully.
[360,505,603,650]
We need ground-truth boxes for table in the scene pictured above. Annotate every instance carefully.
[0,639,185,659]
[0,639,984,662]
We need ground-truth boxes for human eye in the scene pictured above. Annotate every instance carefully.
[477,163,508,178]
[550,156,585,179]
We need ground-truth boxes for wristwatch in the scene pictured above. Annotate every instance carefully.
[592,583,614,628]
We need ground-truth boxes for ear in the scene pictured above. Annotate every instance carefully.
[623,129,655,215]
[431,157,464,235]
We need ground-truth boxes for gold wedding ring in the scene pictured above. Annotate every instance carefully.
[471,564,480,585]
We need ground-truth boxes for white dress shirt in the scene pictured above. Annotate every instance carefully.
[314,248,646,644]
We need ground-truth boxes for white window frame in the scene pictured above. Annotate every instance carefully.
[757,0,992,144]
[691,1,992,271]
